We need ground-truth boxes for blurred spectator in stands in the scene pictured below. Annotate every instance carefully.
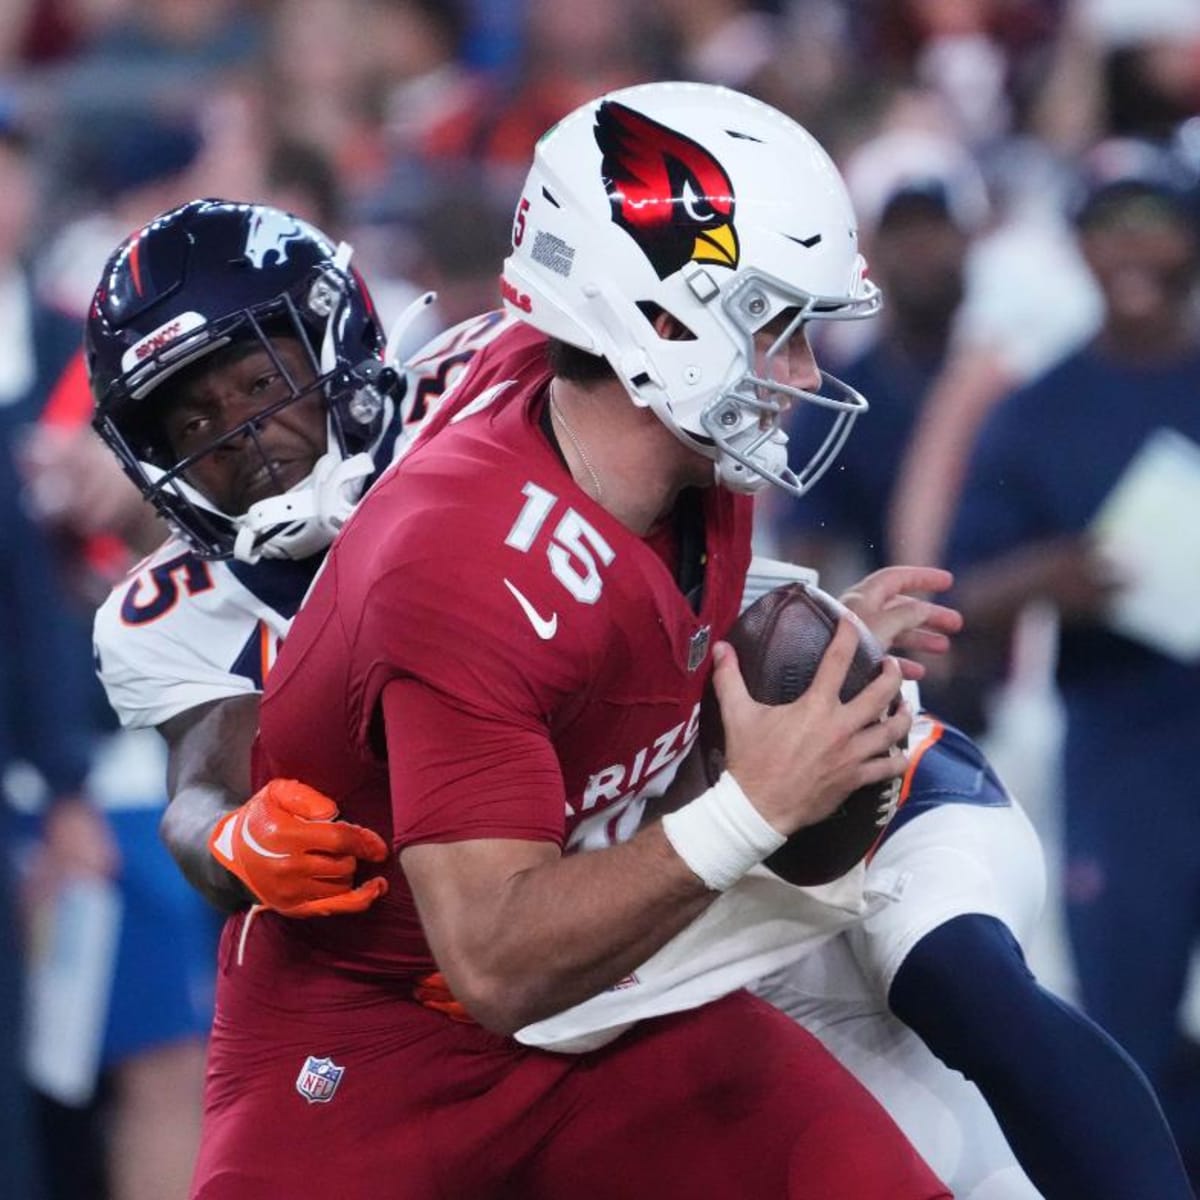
[35,110,207,320]
[47,0,263,122]
[0,91,114,1200]
[651,0,866,146]
[265,137,345,235]
[408,180,511,329]
[944,142,1200,1179]
[1090,0,1200,141]
[417,0,653,180]
[0,92,108,666]
[354,0,486,314]
[769,127,993,590]
[265,0,388,195]
[653,0,780,90]
[369,0,473,165]
[742,2,863,140]
[1032,0,1200,157]
[885,87,1104,585]
[0,95,79,436]
[863,0,1057,147]
[2,426,116,1200]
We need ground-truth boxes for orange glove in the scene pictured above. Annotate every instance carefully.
[209,779,389,917]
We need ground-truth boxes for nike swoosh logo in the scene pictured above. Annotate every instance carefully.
[241,824,288,859]
[504,578,558,639]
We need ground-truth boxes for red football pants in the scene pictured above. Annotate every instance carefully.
[192,912,949,1200]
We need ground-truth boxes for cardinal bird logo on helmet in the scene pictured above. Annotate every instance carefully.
[595,100,740,281]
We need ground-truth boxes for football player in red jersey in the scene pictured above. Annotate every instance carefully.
[182,83,956,1199]
[85,110,1193,1200]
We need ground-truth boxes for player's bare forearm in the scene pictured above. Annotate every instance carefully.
[161,782,256,912]
[401,627,909,1035]
[159,695,259,913]
[401,824,715,1035]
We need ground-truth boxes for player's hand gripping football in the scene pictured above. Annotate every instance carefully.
[710,621,911,837]
[209,779,389,917]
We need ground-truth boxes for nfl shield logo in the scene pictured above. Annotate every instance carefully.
[687,625,711,672]
[295,1055,345,1104]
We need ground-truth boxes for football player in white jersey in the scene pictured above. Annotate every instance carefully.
[89,199,497,916]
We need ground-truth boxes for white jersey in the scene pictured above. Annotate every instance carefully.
[94,310,512,730]
[94,540,317,727]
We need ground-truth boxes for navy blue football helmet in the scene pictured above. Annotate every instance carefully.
[87,199,400,561]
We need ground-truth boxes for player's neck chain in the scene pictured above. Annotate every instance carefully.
[549,382,604,503]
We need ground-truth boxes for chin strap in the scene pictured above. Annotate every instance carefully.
[232,450,374,564]
[712,430,788,495]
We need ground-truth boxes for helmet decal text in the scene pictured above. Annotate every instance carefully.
[119,310,206,372]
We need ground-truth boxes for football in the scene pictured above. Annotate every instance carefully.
[700,582,900,886]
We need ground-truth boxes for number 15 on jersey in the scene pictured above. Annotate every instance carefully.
[504,482,615,604]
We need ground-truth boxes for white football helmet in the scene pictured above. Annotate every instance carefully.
[502,81,881,496]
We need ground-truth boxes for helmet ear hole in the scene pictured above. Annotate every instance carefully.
[635,302,697,341]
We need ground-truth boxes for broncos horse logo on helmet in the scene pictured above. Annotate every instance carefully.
[86,199,402,562]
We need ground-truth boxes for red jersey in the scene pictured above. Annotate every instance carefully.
[201,320,948,1200]
[256,320,753,980]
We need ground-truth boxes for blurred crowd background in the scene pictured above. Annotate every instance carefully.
[2,0,1199,1197]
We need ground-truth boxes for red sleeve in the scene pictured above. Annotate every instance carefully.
[382,675,566,851]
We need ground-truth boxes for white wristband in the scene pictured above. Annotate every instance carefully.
[661,771,787,892]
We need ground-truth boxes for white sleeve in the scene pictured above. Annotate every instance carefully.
[741,555,818,612]
[392,311,516,460]
[515,863,874,1053]
[93,577,261,730]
